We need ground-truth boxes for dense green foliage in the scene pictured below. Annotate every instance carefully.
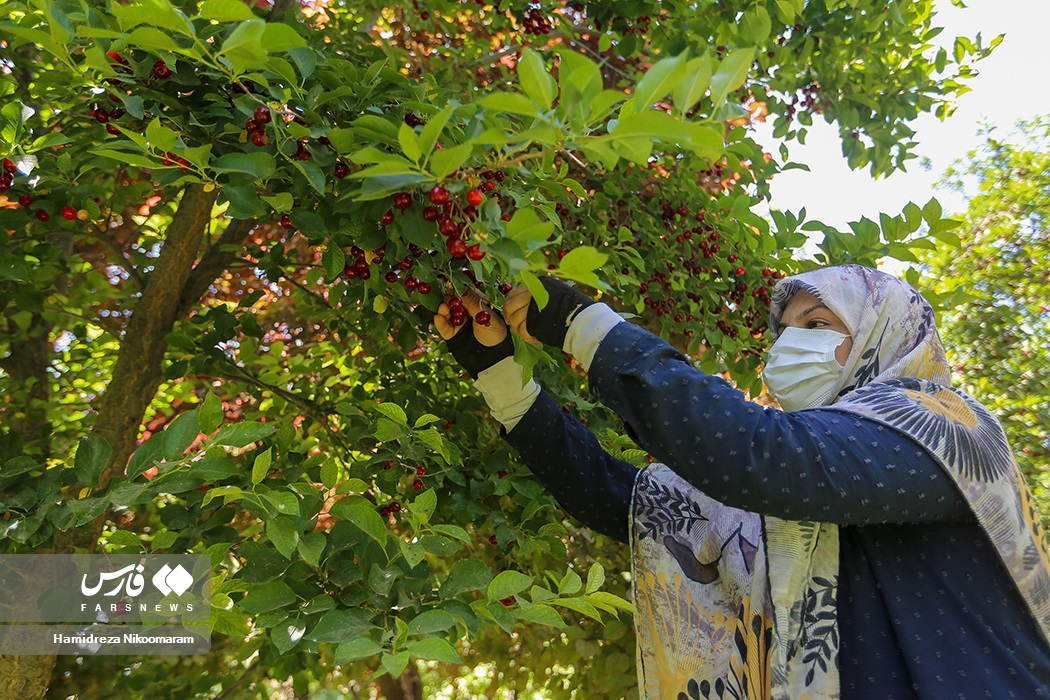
[0,0,992,697]
[919,116,1050,520]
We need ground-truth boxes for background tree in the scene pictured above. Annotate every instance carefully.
[0,0,991,697]
[917,116,1050,520]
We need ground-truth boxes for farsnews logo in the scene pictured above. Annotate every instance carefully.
[81,563,193,598]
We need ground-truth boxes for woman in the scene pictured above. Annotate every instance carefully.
[434,264,1050,699]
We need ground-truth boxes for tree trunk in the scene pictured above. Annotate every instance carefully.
[374,665,423,700]
[0,186,218,700]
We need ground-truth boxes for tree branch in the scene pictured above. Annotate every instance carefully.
[178,217,257,318]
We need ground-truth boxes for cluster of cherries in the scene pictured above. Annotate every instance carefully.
[3,159,85,223]
[243,105,273,147]
[520,4,553,34]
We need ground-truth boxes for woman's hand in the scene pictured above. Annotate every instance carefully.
[433,289,514,379]
[433,289,507,344]
[501,284,540,345]
[502,277,596,349]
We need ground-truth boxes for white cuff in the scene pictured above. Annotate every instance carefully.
[473,356,541,433]
[563,303,625,371]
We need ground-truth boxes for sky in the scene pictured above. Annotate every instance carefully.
[754,0,1050,230]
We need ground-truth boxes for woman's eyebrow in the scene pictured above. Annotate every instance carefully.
[793,302,829,325]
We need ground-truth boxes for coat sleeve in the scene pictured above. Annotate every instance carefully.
[587,321,974,525]
[501,389,638,543]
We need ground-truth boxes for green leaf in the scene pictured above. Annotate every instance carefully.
[673,55,713,113]
[419,105,454,156]
[373,403,408,425]
[922,197,943,224]
[556,246,607,287]
[322,246,346,283]
[412,414,440,428]
[514,603,566,628]
[477,93,537,117]
[214,421,275,448]
[398,122,422,163]
[487,570,533,602]
[262,192,294,213]
[262,23,307,51]
[199,0,257,21]
[240,580,296,613]
[710,49,755,108]
[551,596,602,621]
[506,208,554,244]
[413,488,437,523]
[520,269,549,310]
[632,52,687,110]
[406,610,457,636]
[334,637,382,664]
[266,517,299,559]
[558,569,582,595]
[739,5,772,45]
[517,48,556,110]
[308,608,375,642]
[220,20,268,74]
[407,637,462,664]
[427,524,471,544]
[200,392,224,434]
[74,435,112,488]
[127,26,180,53]
[212,152,276,179]
[430,143,473,180]
[251,447,273,484]
[336,503,387,545]
[294,162,325,196]
[163,409,200,461]
[440,559,492,599]
[585,562,605,594]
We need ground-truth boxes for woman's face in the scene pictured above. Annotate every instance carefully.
[780,290,853,366]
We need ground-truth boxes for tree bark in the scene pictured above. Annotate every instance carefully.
[374,665,423,700]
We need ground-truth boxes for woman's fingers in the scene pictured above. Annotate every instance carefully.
[433,303,456,340]
[502,285,539,344]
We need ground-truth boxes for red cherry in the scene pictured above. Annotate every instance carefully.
[404,112,422,127]
[416,466,427,476]
[727,254,738,263]
[390,501,402,513]
[384,460,394,470]
[498,282,512,294]
[497,469,508,478]
[106,124,120,135]
[381,210,395,225]
[297,150,311,161]
[489,535,499,546]
[466,189,484,206]
[393,192,412,211]
[417,282,431,295]
[438,216,459,237]
[404,276,419,290]
[447,296,463,310]
[446,237,467,258]
[35,210,50,222]
[334,162,349,179]
[481,181,496,192]
[412,479,425,490]
[61,206,77,220]
[2,158,15,173]
[253,106,272,124]
[279,214,294,230]
[244,118,259,131]
[384,270,399,283]
[474,310,491,326]
[735,266,746,276]
[250,129,269,146]
[428,186,449,205]
[422,206,440,222]
[152,60,172,79]
[17,195,32,207]
[466,244,485,261]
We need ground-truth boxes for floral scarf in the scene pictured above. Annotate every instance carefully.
[631,264,1050,699]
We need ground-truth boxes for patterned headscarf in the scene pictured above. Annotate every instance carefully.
[769,263,951,398]
[630,264,1050,700]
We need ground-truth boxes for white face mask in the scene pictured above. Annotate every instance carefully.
[763,327,850,411]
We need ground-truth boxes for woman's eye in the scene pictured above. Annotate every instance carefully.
[807,320,829,329]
